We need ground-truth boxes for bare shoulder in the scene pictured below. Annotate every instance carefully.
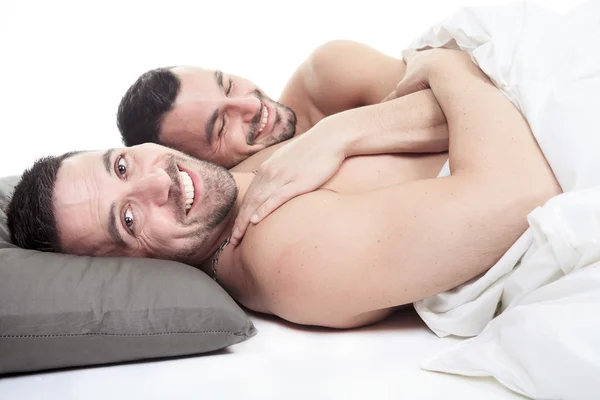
[279,40,406,128]
[238,189,394,329]
[302,40,405,112]
[230,137,300,174]
[306,39,400,79]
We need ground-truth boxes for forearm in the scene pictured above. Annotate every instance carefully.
[317,88,448,156]
[255,52,561,324]
[425,51,548,181]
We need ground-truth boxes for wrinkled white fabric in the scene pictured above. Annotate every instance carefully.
[403,1,600,398]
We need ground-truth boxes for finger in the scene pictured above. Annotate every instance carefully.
[230,211,253,246]
[392,78,414,98]
[396,78,431,98]
[381,90,397,102]
[231,179,288,245]
[230,188,267,246]
[249,183,309,225]
[231,193,267,245]
[231,205,261,246]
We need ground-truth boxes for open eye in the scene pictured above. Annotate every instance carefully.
[116,156,127,177]
[123,206,135,234]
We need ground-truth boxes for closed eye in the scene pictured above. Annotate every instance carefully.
[218,114,228,137]
[226,78,233,96]
[217,78,233,137]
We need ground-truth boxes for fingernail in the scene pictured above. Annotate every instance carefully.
[250,215,258,223]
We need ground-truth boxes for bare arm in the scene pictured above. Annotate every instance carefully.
[245,50,560,328]
[279,40,448,154]
[230,86,448,245]
[319,87,448,156]
[279,40,407,128]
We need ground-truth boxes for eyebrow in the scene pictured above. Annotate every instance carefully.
[215,70,224,89]
[102,149,127,248]
[205,71,225,145]
[103,148,114,175]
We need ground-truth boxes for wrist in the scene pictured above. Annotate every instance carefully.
[340,111,380,158]
[315,112,363,159]
[420,48,448,84]
[428,49,474,86]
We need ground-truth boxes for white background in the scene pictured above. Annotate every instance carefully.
[0,1,587,399]
[0,0,581,177]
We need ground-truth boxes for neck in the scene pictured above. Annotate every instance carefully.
[199,171,255,274]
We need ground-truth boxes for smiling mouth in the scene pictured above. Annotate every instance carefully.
[257,103,269,135]
[178,169,195,214]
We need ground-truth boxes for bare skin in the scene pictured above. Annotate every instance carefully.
[52,50,560,331]
[203,50,562,329]
[128,40,447,242]
[277,40,407,132]
[157,40,409,167]
[230,87,449,244]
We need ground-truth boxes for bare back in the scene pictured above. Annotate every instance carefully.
[217,52,561,330]
[225,145,448,314]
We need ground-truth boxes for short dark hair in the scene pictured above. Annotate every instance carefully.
[116,67,181,147]
[6,151,81,253]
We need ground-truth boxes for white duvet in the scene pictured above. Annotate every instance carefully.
[403,1,600,399]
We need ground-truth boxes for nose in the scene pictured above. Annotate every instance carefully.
[131,168,171,206]
[225,95,262,123]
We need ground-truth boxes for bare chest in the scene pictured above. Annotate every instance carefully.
[235,147,448,194]
[222,150,448,314]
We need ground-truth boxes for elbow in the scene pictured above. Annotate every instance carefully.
[279,307,393,330]
[307,40,361,77]
[267,273,392,329]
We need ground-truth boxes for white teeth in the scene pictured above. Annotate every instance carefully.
[178,170,195,213]
[258,106,269,133]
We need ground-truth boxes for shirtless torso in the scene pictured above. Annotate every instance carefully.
[236,140,448,194]
[192,49,561,332]
[221,142,449,326]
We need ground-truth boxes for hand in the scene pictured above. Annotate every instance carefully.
[381,49,442,102]
[230,121,346,246]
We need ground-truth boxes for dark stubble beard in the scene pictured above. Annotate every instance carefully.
[163,155,238,263]
[246,90,297,147]
[196,159,238,230]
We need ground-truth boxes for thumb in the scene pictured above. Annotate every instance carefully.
[381,90,398,103]
[395,74,431,98]
[392,76,415,98]
[383,76,413,102]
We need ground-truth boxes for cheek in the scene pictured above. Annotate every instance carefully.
[236,118,255,145]
[137,214,178,254]
[222,121,248,157]
[235,78,256,93]
[137,210,200,257]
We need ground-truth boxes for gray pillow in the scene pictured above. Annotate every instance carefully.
[0,175,256,375]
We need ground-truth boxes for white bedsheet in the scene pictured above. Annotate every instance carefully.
[0,0,590,399]
[402,1,600,398]
[0,309,525,400]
